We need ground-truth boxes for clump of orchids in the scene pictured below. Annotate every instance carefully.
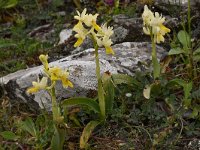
[142,5,170,79]
[27,54,73,124]
[73,8,114,119]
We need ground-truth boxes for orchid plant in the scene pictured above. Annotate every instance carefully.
[71,8,114,119]
[27,55,73,149]
[142,5,170,79]
[61,8,115,148]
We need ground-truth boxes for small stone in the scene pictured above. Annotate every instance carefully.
[125,93,132,97]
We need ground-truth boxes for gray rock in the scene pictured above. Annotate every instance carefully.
[0,42,165,110]
[58,29,73,44]
[155,0,200,6]
[111,26,129,44]
[112,15,148,42]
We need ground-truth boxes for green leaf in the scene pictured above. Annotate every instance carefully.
[183,82,192,107]
[168,79,192,107]
[51,126,66,150]
[0,43,17,49]
[111,74,140,86]
[61,97,100,113]
[0,39,17,49]
[0,0,7,8]
[152,55,160,79]
[191,87,200,100]
[102,73,115,113]
[190,107,199,118]
[168,78,186,87]
[19,117,38,138]
[97,78,106,119]
[80,121,100,149]
[193,47,200,62]
[168,47,185,55]
[184,82,192,99]
[193,55,200,62]
[2,0,18,9]
[193,47,200,55]
[0,131,19,140]
[177,30,190,49]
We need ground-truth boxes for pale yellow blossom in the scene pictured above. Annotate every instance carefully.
[73,9,114,54]
[142,5,154,25]
[73,21,89,47]
[97,36,114,54]
[151,12,165,26]
[27,77,48,94]
[39,54,49,70]
[95,24,114,54]
[48,67,73,88]
[74,8,88,23]
[74,8,100,30]
[142,5,170,43]
[97,23,113,37]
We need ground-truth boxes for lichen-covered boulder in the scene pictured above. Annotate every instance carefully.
[0,42,165,110]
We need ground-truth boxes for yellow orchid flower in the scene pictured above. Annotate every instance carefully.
[73,21,89,47]
[105,46,114,55]
[84,13,99,27]
[95,24,114,54]
[73,9,114,55]
[27,77,48,94]
[74,8,99,28]
[39,54,49,70]
[74,8,88,22]
[96,36,114,55]
[143,26,150,35]
[159,24,171,35]
[142,5,154,25]
[48,67,73,88]
[142,5,170,43]
[60,75,73,88]
[97,23,113,37]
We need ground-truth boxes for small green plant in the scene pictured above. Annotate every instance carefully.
[168,0,200,80]
[166,0,200,118]
[0,108,56,149]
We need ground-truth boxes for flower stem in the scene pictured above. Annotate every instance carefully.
[150,33,160,79]
[188,0,191,45]
[94,44,106,120]
[187,0,195,79]
[51,86,61,123]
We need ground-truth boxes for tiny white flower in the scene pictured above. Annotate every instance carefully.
[125,93,132,97]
